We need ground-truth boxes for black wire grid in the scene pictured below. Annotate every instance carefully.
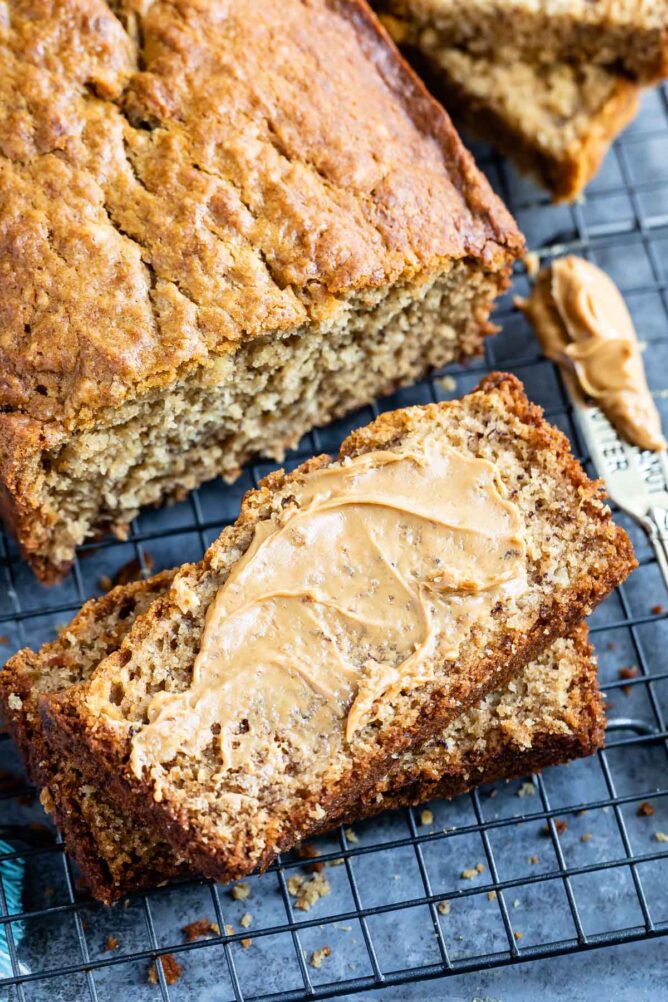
[1,84,668,1002]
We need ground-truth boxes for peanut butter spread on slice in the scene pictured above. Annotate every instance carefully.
[128,436,526,784]
[520,256,666,452]
[0,0,520,429]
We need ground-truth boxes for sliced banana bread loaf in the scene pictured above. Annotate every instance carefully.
[40,374,634,886]
[0,0,522,583]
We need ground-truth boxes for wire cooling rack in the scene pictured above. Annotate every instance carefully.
[1,85,668,1002]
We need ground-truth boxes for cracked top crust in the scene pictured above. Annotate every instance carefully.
[0,0,522,431]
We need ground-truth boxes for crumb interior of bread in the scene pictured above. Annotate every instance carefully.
[29,264,501,569]
[388,634,587,783]
[71,383,621,868]
[381,0,664,79]
[423,48,621,158]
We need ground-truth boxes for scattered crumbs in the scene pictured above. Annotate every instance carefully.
[182,919,220,942]
[637,802,655,817]
[523,251,540,277]
[580,833,593,843]
[528,855,539,865]
[543,819,568,836]
[602,806,610,813]
[487,890,497,902]
[514,931,523,941]
[333,923,352,932]
[618,665,639,696]
[437,375,457,393]
[309,946,331,969]
[651,604,664,615]
[99,575,113,592]
[327,857,344,867]
[224,924,234,937]
[241,938,252,949]
[488,788,498,799]
[574,809,588,817]
[391,874,400,880]
[230,882,251,901]
[476,862,485,873]
[287,873,331,911]
[344,827,359,844]
[420,809,434,826]
[148,955,182,986]
[297,843,324,873]
[104,936,119,952]
[517,781,536,798]
[0,635,9,646]
[437,901,451,916]
[513,900,521,909]
[240,913,252,929]
[461,866,483,880]
[654,832,668,843]
[606,641,616,651]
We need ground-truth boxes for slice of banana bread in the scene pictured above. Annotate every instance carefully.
[376,1,668,83]
[2,576,600,903]
[40,374,635,886]
[379,13,639,201]
[0,0,523,584]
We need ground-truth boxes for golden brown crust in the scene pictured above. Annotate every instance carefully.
[0,0,521,430]
[40,374,635,887]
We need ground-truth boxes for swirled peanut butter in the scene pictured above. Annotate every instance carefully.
[129,435,527,784]
[520,256,666,452]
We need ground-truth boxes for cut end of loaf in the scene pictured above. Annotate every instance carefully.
[4,264,514,583]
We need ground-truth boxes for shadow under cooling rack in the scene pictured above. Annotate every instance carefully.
[1,85,668,1002]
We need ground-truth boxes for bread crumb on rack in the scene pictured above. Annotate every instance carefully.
[287,873,331,911]
[182,919,220,942]
[230,882,251,901]
[148,955,182,986]
[637,802,655,817]
[309,946,332,969]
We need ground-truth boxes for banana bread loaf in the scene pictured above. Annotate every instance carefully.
[1,572,601,902]
[41,374,635,886]
[376,0,668,83]
[0,0,523,583]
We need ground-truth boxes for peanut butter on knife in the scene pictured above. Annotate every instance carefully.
[519,255,666,453]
